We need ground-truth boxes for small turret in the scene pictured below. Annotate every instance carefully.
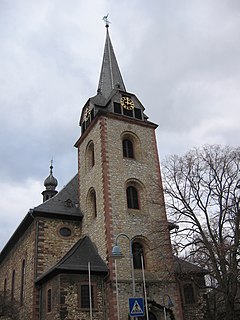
[42,160,58,202]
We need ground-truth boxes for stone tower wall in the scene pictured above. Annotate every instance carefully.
[77,113,183,319]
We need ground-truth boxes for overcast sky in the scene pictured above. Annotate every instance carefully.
[0,0,239,250]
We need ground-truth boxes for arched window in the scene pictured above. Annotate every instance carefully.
[47,288,52,313]
[132,242,145,269]
[122,139,134,158]
[121,131,142,161]
[86,141,95,171]
[87,188,97,218]
[126,186,139,209]
[89,142,95,167]
[90,189,97,217]
[20,259,26,305]
[11,270,15,301]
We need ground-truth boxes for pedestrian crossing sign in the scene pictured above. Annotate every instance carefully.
[129,297,145,317]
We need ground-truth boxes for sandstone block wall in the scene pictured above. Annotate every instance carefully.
[0,216,82,320]
[36,218,82,277]
[40,274,107,320]
[0,222,36,319]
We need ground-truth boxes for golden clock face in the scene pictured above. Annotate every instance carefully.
[120,96,135,110]
[84,106,91,120]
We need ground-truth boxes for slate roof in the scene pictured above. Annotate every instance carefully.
[35,236,108,285]
[97,26,126,100]
[33,174,82,217]
[174,256,208,274]
[0,174,82,263]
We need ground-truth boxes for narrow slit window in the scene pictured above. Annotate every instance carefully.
[86,141,95,171]
[90,189,97,217]
[47,288,52,313]
[20,259,26,305]
[89,143,95,167]
[4,278,7,300]
[11,270,15,301]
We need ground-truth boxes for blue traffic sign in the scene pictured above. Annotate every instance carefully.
[129,297,145,317]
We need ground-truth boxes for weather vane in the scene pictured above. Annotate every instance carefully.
[103,14,111,27]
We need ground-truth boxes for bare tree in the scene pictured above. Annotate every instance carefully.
[162,145,240,320]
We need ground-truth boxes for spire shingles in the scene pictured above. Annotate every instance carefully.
[97,26,126,99]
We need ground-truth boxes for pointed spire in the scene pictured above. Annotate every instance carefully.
[97,22,126,99]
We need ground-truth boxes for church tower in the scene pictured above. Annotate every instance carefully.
[75,23,183,320]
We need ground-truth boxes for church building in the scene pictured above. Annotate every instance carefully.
[0,22,206,320]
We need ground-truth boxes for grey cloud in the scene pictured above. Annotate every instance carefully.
[0,0,239,249]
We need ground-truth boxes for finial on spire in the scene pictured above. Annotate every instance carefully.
[50,158,53,174]
[102,14,110,28]
[44,159,58,189]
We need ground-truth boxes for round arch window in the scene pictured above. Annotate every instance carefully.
[121,131,142,161]
[59,227,72,237]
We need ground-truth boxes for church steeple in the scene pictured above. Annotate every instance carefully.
[97,23,126,99]
[74,20,182,320]
[78,19,148,136]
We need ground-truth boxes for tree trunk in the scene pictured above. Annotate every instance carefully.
[225,294,235,320]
